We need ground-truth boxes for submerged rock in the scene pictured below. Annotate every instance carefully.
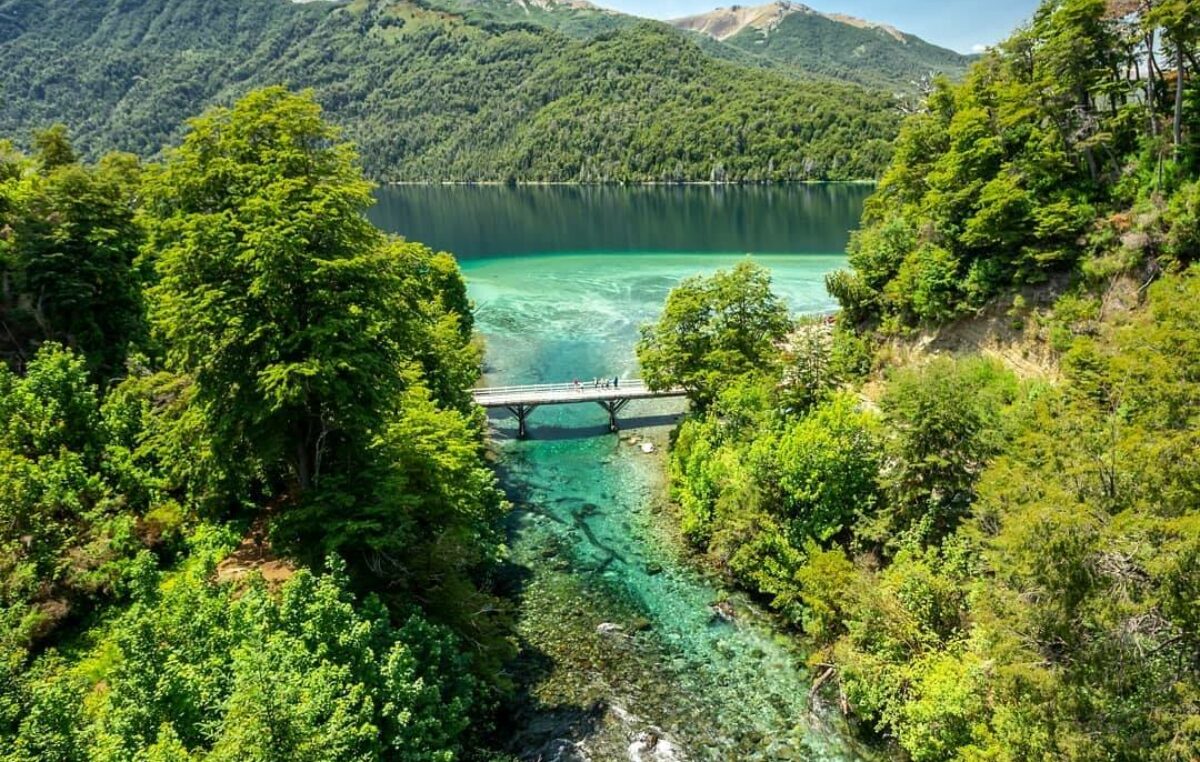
[628,730,685,761]
[541,738,591,762]
[708,600,736,624]
[597,622,625,636]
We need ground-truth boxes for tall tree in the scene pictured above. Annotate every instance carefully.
[1,139,144,375]
[1146,0,1199,153]
[145,88,449,497]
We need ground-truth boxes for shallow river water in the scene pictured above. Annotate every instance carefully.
[369,185,875,761]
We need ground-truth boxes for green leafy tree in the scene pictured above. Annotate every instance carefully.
[638,260,792,407]
[828,0,1197,329]
[871,358,1018,548]
[31,125,75,170]
[0,136,144,375]
[752,393,882,545]
[8,555,477,762]
[145,87,478,500]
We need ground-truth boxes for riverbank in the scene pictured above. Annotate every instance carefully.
[488,414,871,760]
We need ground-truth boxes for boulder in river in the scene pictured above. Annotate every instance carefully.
[596,622,625,636]
[628,730,685,761]
[708,600,736,624]
[640,442,655,454]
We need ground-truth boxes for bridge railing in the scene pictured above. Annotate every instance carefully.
[472,379,649,397]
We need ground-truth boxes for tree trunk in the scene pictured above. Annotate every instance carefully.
[294,439,311,490]
[1146,31,1159,137]
[1175,42,1185,154]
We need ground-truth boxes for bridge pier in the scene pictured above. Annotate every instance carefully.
[504,404,538,438]
[597,398,630,433]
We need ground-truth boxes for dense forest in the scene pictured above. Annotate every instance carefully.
[0,0,900,182]
[0,88,516,760]
[640,0,1200,758]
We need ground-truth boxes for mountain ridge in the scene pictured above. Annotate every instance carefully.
[669,1,905,44]
[666,0,971,90]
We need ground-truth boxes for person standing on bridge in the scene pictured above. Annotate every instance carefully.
[613,376,619,389]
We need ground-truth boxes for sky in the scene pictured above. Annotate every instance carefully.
[595,0,1043,54]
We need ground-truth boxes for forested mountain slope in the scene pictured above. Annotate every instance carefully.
[433,0,631,38]
[669,1,972,91]
[0,0,900,181]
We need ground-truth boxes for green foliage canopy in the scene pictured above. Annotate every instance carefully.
[637,260,793,408]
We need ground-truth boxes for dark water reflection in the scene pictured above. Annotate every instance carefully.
[369,184,872,258]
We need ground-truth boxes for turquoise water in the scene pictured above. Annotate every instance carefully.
[370,187,872,760]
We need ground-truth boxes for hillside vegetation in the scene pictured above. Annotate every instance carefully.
[827,0,1200,330]
[642,0,1200,758]
[0,89,512,760]
[0,0,900,182]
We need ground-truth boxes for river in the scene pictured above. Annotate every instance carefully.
[369,184,874,761]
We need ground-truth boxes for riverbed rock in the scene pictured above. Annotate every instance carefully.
[628,730,685,761]
[596,622,625,636]
[541,738,591,762]
[708,600,736,623]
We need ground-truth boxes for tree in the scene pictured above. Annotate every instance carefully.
[14,154,145,375]
[144,87,474,499]
[637,260,792,407]
[53,557,477,762]
[0,137,144,376]
[31,125,75,170]
[1146,0,1199,156]
[753,393,882,545]
[871,358,1017,548]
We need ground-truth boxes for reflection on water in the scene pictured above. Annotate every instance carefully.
[370,186,875,760]
[369,184,871,258]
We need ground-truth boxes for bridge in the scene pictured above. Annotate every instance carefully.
[472,379,688,437]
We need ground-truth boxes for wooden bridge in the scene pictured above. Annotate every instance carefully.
[472,379,687,437]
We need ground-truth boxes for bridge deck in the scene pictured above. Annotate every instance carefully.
[472,379,687,437]
[472,379,685,408]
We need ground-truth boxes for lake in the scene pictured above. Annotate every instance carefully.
[369,184,873,760]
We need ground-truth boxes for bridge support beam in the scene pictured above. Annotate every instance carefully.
[504,404,538,439]
[597,399,631,433]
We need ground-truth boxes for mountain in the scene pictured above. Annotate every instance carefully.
[0,0,901,182]
[668,1,972,91]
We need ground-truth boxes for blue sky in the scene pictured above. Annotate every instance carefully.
[596,0,1043,54]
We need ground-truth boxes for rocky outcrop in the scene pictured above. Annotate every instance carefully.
[669,1,904,43]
